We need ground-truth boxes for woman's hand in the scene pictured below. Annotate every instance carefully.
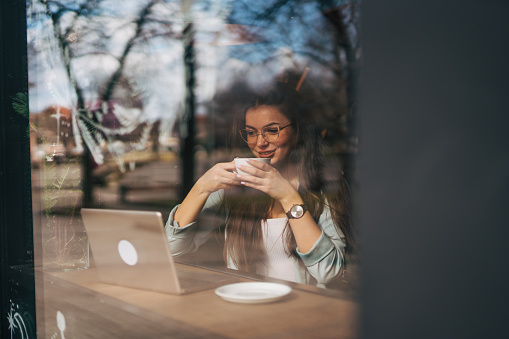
[237,160,323,254]
[236,160,299,203]
[175,160,240,227]
[195,161,241,194]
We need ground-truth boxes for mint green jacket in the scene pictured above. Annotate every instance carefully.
[165,190,346,288]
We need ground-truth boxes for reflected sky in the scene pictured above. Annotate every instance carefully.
[27,0,359,163]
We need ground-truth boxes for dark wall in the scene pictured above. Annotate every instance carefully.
[358,1,509,338]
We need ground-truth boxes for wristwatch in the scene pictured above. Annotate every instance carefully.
[286,204,308,219]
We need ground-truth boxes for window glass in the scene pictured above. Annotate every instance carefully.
[27,0,359,292]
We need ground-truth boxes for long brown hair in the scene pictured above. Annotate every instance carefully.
[218,78,355,273]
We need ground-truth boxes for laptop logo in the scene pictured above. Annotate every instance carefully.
[118,240,138,266]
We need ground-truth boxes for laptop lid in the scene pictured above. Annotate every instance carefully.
[81,208,186,295]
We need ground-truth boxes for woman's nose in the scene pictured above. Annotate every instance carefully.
[256,133,268,146]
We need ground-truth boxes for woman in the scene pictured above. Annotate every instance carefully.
[165,79,355,288]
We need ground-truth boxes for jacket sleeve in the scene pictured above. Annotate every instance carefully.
[295,203,346,286]
[164,190,224,257]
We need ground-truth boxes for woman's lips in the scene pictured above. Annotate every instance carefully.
[257,150,276,158]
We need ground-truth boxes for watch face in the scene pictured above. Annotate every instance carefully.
[291,205,304,218]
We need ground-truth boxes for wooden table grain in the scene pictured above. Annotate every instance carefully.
[35,264,359,338]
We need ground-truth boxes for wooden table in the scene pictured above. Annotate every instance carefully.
[35,263,359,338]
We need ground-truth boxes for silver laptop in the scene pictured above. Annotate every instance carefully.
[81,208,237,294]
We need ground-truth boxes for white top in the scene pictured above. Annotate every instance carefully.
[259,218,298,283]
[225,218,298,283]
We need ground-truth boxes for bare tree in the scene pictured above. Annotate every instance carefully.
[29,0,185,204]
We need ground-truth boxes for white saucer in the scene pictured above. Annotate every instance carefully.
[215,282,292,304]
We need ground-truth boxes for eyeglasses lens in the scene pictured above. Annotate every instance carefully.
[240,127,279,144]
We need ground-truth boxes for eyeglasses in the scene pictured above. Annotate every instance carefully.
[239,123,293,144]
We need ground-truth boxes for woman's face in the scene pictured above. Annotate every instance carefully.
[244,105,297,167]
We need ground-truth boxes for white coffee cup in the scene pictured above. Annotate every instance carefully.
[234,158,270,175]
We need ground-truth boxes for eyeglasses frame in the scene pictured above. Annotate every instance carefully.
[239,123,293,144]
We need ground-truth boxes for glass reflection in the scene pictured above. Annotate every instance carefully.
[28,0,359,291]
